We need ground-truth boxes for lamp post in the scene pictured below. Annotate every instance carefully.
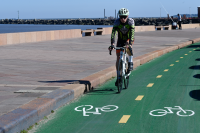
[189,7,191,19]
[18,10,19,19]
[160,8,161,19]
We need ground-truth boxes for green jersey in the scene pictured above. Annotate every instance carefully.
[111,18,135,46]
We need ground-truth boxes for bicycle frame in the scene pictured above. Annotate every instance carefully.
[115,46,131,79]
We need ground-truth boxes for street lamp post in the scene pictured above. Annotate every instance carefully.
[189,7,191,19]
[160,8,161,19]
[18,10,19,19]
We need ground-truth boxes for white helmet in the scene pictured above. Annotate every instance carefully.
[118,8,129,16]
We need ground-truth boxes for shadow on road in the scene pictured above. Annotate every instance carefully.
[189,90,200,101]
[193,74,200,79]
[189,65,200,70]
[187,45,200,48]
[195,58,200,61]
[86,87,119,95]
[39,80,92,92]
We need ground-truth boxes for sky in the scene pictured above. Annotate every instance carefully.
[1,0,200,19]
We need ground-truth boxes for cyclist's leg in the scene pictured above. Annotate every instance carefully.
[115,41,123,86]
[126,41,133,71]
[115,49,121,86]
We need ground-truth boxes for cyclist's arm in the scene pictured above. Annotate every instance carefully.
[128,18,135,45]
[111,19,120,46]
[129,26,135,45]
[111,26,117,46]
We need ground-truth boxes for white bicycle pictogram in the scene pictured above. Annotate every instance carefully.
[75,105,118,116]
[149,106,195,117]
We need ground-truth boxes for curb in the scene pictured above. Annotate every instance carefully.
[0,38,200,133]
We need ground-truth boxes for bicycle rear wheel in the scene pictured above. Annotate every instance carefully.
[124,57,129,89]
[117,59,123,93]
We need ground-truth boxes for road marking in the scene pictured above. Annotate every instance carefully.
[176,60,179,62]
[189,51,192,52]
[164,69,169,72]
[119,115,131,123]
[193,49,196,50]
[149,106,195,117]
[180,57,183,58]
[156,75,162,78]
[14,90,53,93]
[185,54,188,55]
[147,83,154,87]
[135,95,144,100]
[75,105,118,116]
[170,64,174,66]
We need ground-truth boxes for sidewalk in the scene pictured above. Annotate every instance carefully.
[0,28,200,132]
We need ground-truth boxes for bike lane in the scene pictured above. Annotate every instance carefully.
[30,42,200,133]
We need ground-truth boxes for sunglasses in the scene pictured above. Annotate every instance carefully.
[120,16,127,19]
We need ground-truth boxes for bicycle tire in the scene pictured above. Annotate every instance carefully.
[117,59,123,93]
[124,57,129,89]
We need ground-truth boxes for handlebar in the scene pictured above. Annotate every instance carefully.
[109,46,126,55]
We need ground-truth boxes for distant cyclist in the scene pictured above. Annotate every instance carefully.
[108,8,135,86]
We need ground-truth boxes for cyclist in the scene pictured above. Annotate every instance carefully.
[108,8,135,86]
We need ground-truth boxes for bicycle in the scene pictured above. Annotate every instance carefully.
[109,46,131,93]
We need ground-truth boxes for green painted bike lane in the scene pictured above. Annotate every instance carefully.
[30,42,200,133]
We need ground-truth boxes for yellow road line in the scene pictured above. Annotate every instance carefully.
[156,75,162,78]
[135,95,144,100]
[193,49,196,50]
[176,60,179,62]
[185,54,188,55]
[164,69,169,72]
[180,57,183,58]
[119,115,131,123]
[189,51,192,52]
[170,64,174,66]
[147,83,154,87]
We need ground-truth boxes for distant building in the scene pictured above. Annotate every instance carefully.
[198,7,200,18]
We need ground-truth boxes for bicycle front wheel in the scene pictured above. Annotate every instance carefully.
[124,57,129,89]
[117,59,123,93]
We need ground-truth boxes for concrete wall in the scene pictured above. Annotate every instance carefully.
[135,25,155,32]
[100,25,156,35]
[0,23,200,46]
[0,29,82,46]
[181,24,200,29]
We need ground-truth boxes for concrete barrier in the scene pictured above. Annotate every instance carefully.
[0,29,82,46]
[94,28,104,35]
[81,29,94,36]
[182,24,200,29]
[0,23,200,46]
[135,25,155,32]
